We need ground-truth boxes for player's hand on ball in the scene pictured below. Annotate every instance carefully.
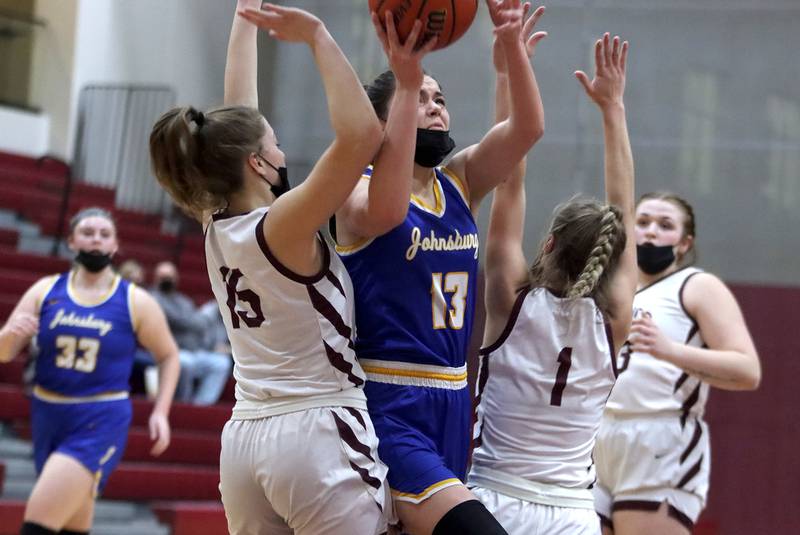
[372,12,437,91]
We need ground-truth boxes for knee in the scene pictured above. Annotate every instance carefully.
[432,500,507,535]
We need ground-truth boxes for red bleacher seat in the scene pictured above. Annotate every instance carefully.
[0,229,18,248]
[0,500,24,535]
[103,463,220,501]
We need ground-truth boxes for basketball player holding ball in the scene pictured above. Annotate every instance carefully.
[334,2,546,534]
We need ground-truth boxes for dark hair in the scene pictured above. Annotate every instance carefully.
[637,191,697,267]
[529,197,627,315]
[69,207,116,236]
[149,105,266,220]
[364,69,441,121]
[365,70,397,121]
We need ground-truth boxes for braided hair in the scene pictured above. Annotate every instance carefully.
[528,197,627,315]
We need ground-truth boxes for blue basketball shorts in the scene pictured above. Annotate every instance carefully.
[364,380,472,504]
[31,396,132,494]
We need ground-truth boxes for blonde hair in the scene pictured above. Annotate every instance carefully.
[529,197,626,315]
[149,105,265,220]
[68,207,116,237]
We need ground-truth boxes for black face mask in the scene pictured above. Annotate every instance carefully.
[636,244,676,275]
[260,156,291,198]
[75,250,112,273]
[158,279,176,293]
[414,128,456,168]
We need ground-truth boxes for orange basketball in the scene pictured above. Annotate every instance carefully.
[369,0,479,51]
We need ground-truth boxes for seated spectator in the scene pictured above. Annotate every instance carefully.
[152,261,231,405]
[118,259,146,285]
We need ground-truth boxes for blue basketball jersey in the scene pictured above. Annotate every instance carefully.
[35,272,137,397]
[339,167,479,368]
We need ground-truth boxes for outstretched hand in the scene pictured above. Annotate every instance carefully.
[575,33,629,110]
[486,0,525,43]
[492,3,547,73]
[238,3,323,44]
[372,11,437,90]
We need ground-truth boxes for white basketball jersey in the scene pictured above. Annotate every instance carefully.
[469,287,617,507]
[606,267,708,420]
[204,207,367,419]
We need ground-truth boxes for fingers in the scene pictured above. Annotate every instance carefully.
[403,19,423,52]
[371,12,389,50]
[593,38,603,72]
[418,34,438,55]
[574,70,591,94]
[525,31,547,57]
[619,40,629,73]
[527,5,546,31]
[611,35,620,65]
[384,11,400,47]
[603,32,612,67]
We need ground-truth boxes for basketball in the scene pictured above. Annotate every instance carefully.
[369,0,479,50]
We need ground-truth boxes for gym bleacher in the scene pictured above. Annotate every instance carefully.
[0,150,229,535]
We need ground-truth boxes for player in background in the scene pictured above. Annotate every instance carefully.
[0,207,179,535]
[469,32,636,535]
[149,2,391,533]
[592,189,761,534]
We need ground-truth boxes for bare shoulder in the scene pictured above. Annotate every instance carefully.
[682,271,739,316]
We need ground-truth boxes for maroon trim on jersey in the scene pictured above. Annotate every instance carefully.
[604,319,618,378]
[470,353,492,449]
[667,504,695,530]
[211,209,250,221]
[673,372,689,393]
[678,270,703,324]
[344,406,367,430]
[635,265,695,295]
[612,500,661,512]
[680,418,702,464]
[325,270,346,298]
[680,382,701,428]
[331,410,375,461]
[308,285,353,340]
[677,454,703,489]
[597,513,613,529]
[613,501,694,531]
[255,213,329,284]
[479,286,531,355]
[330,410,382,491]
[323,340,364,387]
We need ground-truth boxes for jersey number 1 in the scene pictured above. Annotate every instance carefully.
[550,347,573,406]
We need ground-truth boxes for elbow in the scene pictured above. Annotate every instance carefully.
[514,117,544,148]
[742,366,761,391]
[370,205,409,236]
[338,120,383,159]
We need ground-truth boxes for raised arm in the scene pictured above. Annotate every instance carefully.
[238,5,382,256]
[576,33,636,344]
[447,1,545,210]
[336,14,437,244]
[483,7,546,327]
[225,0,261,107]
